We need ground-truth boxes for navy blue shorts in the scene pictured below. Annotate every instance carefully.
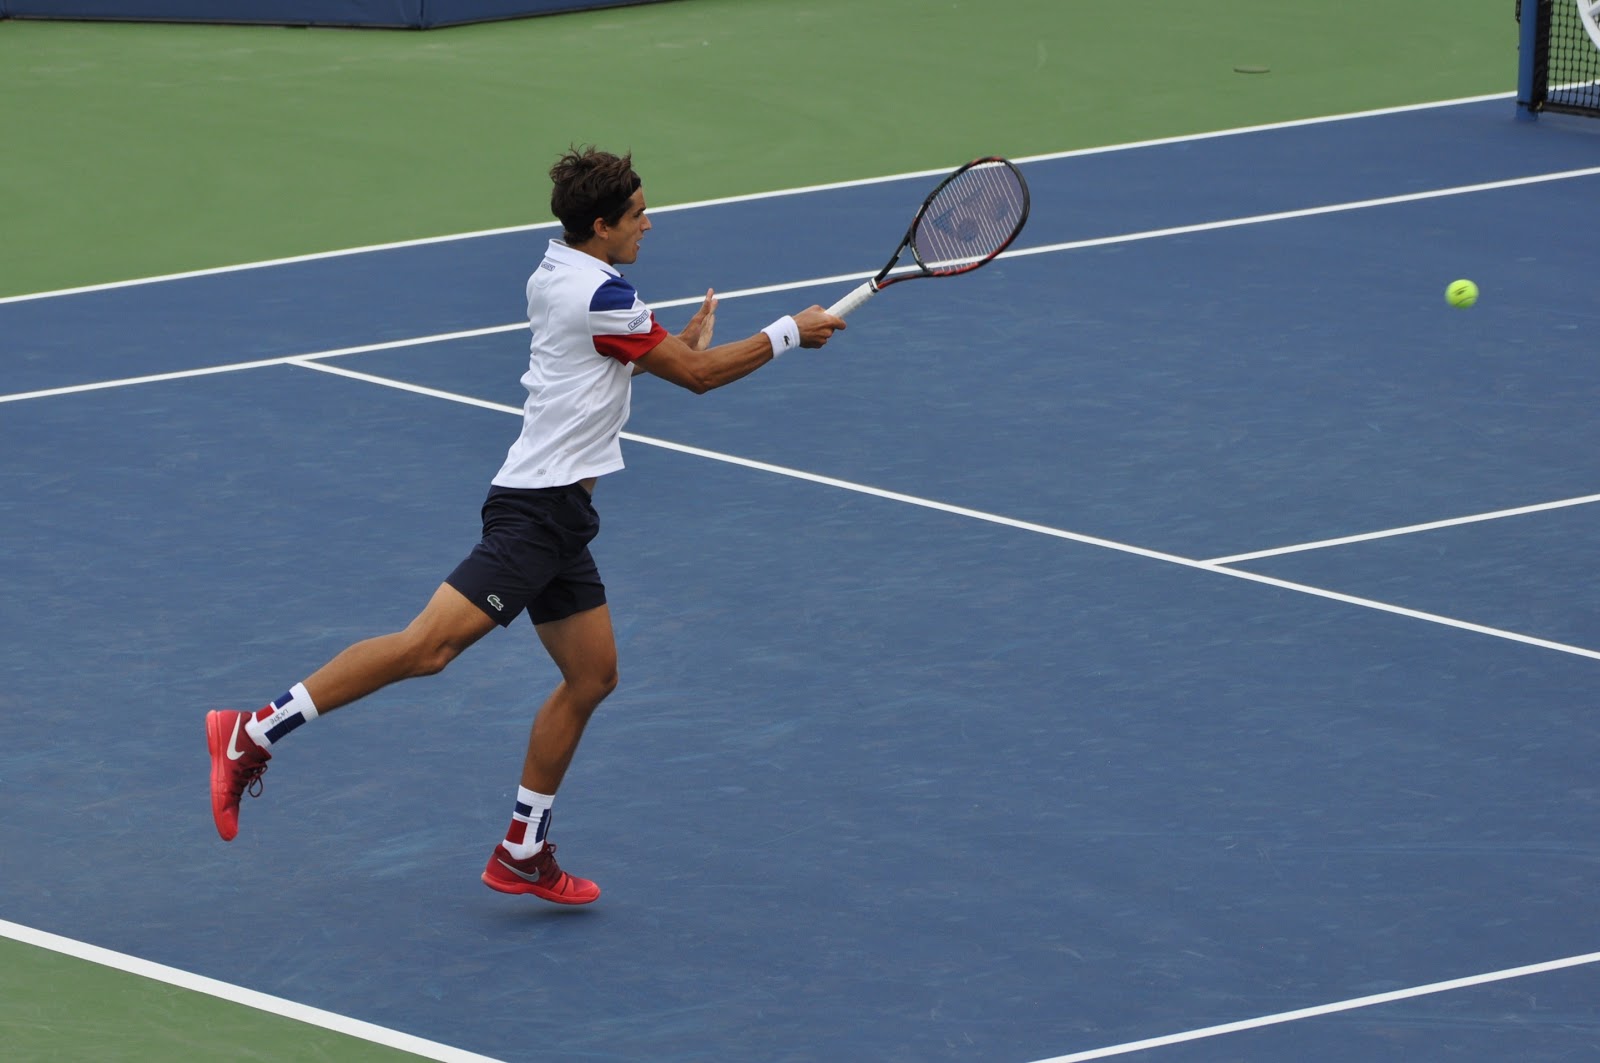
[445,484,606,627]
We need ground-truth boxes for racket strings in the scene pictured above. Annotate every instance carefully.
[912,162,1027,274]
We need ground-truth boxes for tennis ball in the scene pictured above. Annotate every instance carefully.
[1446,279,1478,308]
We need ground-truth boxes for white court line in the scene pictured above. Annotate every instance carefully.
[1028,949,1600,1062]
[0,91,1515,306]
[0,324,519,406]
[288,357,521,414]
[1207,492,1600,564]
[0,918,506,1063]
[0,278,877,407]
[287,361,1600,663]
[9,161,1600,409]
[1004,165,1600,260]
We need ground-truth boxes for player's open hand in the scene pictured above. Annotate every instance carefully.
[679,289,717,351]
[793,306,846,348]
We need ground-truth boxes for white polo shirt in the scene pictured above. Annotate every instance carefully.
[492,239,669,489]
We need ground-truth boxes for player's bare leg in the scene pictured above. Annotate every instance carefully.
[301,582,497,713]
[480,603,616,904]
[522,603,619,793]
[207,582,494,841]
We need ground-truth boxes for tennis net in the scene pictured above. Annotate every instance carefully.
[1518,0,1600,116]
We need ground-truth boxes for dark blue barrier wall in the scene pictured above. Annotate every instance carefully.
[0,0,671,27]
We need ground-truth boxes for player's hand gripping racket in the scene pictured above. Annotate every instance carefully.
[826,156,1030,320]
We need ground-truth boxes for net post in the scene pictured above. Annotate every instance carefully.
[1515,0,1548,121]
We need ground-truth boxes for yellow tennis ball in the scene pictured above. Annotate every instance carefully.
[1446,279,1478,308]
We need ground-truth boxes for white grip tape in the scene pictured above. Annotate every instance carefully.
[825,282,878,320]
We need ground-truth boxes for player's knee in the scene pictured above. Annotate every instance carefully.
[575,662,619,706]
[406,634,465,678]
[593,664,621,701]
[414,651,452,677]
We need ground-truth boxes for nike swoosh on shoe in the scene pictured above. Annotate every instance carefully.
[497,859,542,883]
[227,719,250,761]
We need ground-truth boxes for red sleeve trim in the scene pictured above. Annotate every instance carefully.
[594,316,669,364]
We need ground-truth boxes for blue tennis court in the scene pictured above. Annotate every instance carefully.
[3,95,1599,1061]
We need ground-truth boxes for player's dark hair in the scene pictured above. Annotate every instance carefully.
[549,146,642,245]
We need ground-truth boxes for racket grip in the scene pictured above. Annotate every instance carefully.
[825,282,877,320]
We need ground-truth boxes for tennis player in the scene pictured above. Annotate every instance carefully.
[206,146,843,904]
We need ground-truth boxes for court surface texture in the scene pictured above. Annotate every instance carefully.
[4,69,1600,1063]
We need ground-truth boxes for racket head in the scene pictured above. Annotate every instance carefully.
[903,157,1030,280]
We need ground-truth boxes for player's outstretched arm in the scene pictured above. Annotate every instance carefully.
[636,304,843,394]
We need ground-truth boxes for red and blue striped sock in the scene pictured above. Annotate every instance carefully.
[503,787,554,859]
[244,682,320,750]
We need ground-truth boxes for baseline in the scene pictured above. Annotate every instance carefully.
[0,92,1516,307]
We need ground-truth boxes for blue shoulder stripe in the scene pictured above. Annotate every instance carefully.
[590,276,638,313]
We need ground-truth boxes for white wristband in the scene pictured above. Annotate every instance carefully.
[761,315,800,357]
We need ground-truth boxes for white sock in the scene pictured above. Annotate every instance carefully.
[245,682,320,749]
[502,786,554,859]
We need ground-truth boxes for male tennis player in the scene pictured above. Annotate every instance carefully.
[206,147,843,904]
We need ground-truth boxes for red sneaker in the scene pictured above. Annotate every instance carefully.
[206,710,271,842]
[482,843,600,905]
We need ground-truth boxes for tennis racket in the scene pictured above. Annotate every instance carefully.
[826,156,1030,319]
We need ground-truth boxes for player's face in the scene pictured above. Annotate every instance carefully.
[598,189,651,265]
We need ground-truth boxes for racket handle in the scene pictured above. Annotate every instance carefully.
[825,281,878,320]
